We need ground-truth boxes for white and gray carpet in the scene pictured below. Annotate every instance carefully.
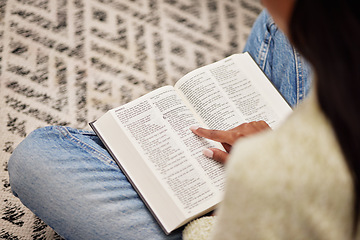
[0,0,262,239]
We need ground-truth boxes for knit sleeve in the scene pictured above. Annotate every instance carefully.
[207,135,298,239]
[182,216,216,240]
[208,118,352,239]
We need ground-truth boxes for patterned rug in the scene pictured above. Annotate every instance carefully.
[0,0,262,239]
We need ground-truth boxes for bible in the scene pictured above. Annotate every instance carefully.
[89,52,292,234]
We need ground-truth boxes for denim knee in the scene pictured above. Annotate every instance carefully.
[8,126,60,197]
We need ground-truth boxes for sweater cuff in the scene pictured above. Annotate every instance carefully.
[182,216,216,240]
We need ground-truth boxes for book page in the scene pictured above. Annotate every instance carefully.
[175,53,292,130]
[112,86,225,217]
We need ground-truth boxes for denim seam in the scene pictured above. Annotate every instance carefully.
[293,47,300,104]
[259,17,276,70]
[293,48,304,104]
[297,50,304,101]
[258,30,272,70]
[55,126,117,168]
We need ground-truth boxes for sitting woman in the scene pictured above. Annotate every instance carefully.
[8,0,360,239]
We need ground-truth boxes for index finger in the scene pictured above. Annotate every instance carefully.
[190,126,233,144]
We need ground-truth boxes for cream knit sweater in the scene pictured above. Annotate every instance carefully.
[183,94,358,240]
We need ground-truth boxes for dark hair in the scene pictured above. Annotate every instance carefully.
[289,0,360,235]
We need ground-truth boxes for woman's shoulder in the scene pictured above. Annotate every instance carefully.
[227,93,351,197]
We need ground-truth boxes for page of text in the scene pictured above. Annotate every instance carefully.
[175,53,292,130]
[113,86,224,216]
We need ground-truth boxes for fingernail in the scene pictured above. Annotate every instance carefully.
[190,126,199,132]
[203,149,214,158]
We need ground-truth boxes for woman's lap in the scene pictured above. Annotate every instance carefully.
[8,9,312,240]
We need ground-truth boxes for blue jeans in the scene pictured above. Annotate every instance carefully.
[243,10,311,107]
[8,10,311,240]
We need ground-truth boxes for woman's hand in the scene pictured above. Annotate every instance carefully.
[190,121,270,164]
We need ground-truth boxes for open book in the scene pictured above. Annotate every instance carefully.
[89,52,292,234]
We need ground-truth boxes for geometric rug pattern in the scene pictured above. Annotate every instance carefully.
[0,0,262,238]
